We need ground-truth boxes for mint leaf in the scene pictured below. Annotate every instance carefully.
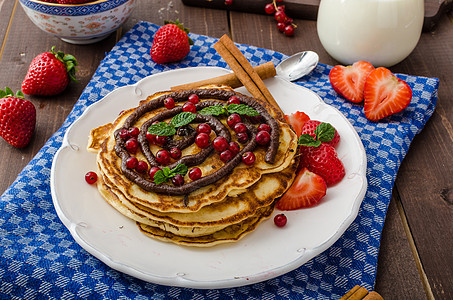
[153,170,168,185]
[171,163,188,176]
[152,164,188,185]
[226,104,259,117]
[162,167,172,177]
[171,112,196,128]
[199,105,226,116]
[315,123,335,142]
[148,122,176,136]
[298,134,321,147]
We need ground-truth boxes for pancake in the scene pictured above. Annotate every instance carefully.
[97,159,296,237]
[137,205,274,247]
[88,85,298,246]
[89,85,298,213]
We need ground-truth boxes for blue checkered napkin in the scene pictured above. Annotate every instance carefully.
[0,21,438,299]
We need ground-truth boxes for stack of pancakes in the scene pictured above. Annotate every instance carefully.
[87,85,298,247]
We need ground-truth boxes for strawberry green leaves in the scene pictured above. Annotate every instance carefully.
[153,163,188,185]
[148,112,196,136]
[199,103,259,117]
[298,122,336,147]
[0,88,24,99]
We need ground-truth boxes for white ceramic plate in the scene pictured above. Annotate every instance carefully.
[51,67,367,289]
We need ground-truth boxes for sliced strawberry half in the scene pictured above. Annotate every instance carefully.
[363,67,413,121]
[276,168,327,210]
[284,111,310,136]
[329,61,375,103]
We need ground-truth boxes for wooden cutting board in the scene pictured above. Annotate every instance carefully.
[181,0,452,32]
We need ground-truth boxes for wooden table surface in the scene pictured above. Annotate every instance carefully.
[0,1,452,298]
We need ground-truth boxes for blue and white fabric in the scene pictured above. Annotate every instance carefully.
[0,21,438,299]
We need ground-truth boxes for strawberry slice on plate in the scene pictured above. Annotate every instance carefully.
[284,111,310,136]
[329,61,375,103]
[364,67,412,121]
[276,168,327,210]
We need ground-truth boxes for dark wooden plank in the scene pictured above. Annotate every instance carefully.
[391,11,453,300]
[374,197,427,298]
[0,0,16,48]
[228,11,426,297]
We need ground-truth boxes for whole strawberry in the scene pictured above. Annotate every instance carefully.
[151,20,193,64]
[300,120,340,148]
[0,88,36,148]
[22,47,77,96]
[299,142,345,186]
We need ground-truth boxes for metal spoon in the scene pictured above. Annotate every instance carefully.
[276,51,319,81]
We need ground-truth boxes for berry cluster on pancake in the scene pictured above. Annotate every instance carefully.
[87,85,298,247]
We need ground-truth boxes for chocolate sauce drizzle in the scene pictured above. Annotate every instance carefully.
[114,88,280,196]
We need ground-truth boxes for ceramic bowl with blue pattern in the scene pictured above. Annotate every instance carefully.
[19,0,136,44]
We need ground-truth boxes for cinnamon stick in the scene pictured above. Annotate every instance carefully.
[213,34,283,116]
[340,285,370,300]
[363,291,384,300]
[171,61,276,91]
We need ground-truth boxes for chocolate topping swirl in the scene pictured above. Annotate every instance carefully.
[114,88,280,196]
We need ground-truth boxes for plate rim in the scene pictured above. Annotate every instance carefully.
[50,66,367,289]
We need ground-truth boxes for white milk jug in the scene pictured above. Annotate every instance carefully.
[317,0,424,67]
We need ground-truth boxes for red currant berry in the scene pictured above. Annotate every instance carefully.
[148,166,161,181]
[164,97,175,109]
[225,0,233,5]
[274,213,287,227]
[227,113,242,128]
[155,135,168,146]
[274,11,287,23]
[85,171,97,184]
[125,137,139,154]
[146,132,156,144]
[227,95,240,105]
[172,174,184,186]
[236,132,249,144]
[242,151,256,165]
[233,122,247,134]
[169,147,182,159]
[213,136,228,152]
[277,22,286,32]
[256,130,271,145]
[182,101,196,113]
[277,5,285,11]
[128,127,139,138]
[188,94,200,104]
[195,133,211,148]
[136,160,148,173]
[119,128,130,140]
[126,156,138,169]
[189,167,202,181]
[284,17,293,25]
[220,149,233,163]
[196,123,212,135]
[258,123,271,132]
[228,141,240,155]
[156,149,171,165]
[264,3,275,14]
[284,25,295,37]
